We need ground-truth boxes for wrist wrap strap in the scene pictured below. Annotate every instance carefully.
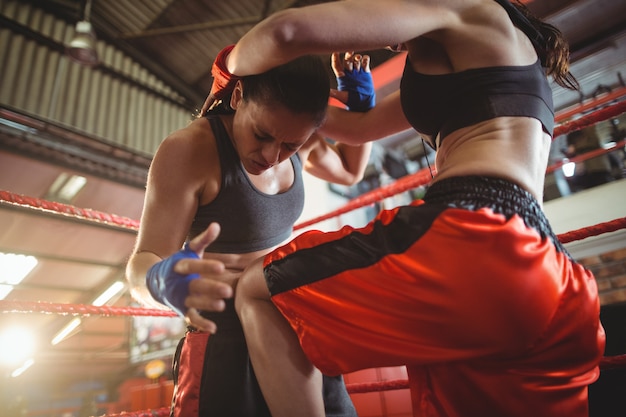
[210,44,241,100]
[337,69,376,112]
[146,244,200,317]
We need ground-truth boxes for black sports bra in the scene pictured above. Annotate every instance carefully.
[400,0,554,146]
[400,59,554,143]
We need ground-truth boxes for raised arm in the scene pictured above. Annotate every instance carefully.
[226,0,446,76]
[201,1,450,114]
[320,90,413,146]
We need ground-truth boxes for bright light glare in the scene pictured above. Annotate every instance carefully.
[0,284,13,300]
[602,141,616,149]
[48,282,124,347]
[0,253,38,285]
[51,317,82,345]
[58,175,87,201]
[0,253,38,301]
[562,161,576,178]
[92,281,125,306]
[0,327,36,367]
[11,358,34,377]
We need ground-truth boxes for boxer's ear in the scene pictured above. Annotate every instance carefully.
[230,80,244,110]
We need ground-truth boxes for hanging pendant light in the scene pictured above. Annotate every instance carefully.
[66,0,99,67]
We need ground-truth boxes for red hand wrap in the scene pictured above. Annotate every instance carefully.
[210,44,241,100]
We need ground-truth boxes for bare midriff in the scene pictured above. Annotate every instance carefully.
[203,245,282,287]
[433,116,551,204]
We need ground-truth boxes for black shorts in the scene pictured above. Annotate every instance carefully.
[170,299,357,417]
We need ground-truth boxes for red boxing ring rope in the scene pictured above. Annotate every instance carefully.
[546,138,626,174]
[554,85,626,122]
[553,100,626,137]
[0,300,177,317]
[558,217,626,244]
[0,189,140,232]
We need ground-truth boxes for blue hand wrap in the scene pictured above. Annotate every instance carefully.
[146,244,200,317]
[337,68,376,112]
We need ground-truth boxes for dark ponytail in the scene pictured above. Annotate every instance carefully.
[242,55,330,127]
[202,55,330,124]
[512,0,579,91]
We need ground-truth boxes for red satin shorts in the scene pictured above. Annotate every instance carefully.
[264,176,605,417]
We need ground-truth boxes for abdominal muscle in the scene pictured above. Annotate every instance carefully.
[433,117,552,204]
[202,246,278,289]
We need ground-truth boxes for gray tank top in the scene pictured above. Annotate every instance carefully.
[188,116,305,253]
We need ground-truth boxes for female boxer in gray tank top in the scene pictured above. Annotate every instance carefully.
[126,53,374,416]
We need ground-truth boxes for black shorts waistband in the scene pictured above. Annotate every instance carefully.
[423,176,568,255]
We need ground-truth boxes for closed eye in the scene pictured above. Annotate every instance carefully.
[283,143,300,152]
[255,133,272,142]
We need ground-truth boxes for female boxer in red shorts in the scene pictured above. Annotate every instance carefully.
[197,1,607,416]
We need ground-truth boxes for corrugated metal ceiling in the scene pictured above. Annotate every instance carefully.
[24,0,626,113]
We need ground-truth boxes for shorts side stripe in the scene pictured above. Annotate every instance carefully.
[265,202,444,295]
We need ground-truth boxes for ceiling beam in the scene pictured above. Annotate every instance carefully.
[119,15,261,40]
[118,0,299,40]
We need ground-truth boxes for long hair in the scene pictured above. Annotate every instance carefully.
[512,0,579,91]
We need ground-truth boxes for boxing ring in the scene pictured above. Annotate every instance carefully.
[1,99,625,416]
